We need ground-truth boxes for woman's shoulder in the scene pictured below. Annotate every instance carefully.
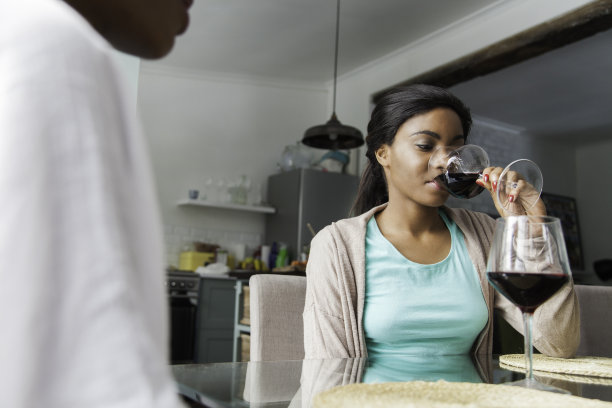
[316,204,384,240]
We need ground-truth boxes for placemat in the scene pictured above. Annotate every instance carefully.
[313,380,612,408]
[500,354,612,379]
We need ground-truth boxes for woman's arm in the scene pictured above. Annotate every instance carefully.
[495,282,580,358]
[533,282,580,357]
[303,228,356,359]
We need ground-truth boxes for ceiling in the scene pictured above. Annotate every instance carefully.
[152,0,612,145]
[159,0,499,82]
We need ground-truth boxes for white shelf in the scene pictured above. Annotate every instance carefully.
[236,324,251,333]
[177,199,276,214]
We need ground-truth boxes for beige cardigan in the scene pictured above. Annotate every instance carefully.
[303,204,580,359]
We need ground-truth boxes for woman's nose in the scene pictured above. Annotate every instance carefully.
[429,147,452,171]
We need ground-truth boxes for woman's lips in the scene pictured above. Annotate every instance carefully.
[427,180,444,191]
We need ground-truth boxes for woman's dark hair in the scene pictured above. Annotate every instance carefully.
[351,84,472,216]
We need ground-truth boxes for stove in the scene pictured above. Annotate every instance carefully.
[166,270,201,364]
[166,270,200,294]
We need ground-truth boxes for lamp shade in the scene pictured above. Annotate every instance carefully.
[302,113,364,150]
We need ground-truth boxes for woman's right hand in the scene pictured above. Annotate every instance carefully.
[477,166,546,217]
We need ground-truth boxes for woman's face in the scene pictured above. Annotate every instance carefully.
[376,107,466,208]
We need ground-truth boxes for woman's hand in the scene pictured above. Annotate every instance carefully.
[476,166,547,217]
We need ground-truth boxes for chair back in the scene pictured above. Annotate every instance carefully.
[249,274,307,361]
[575,284,612,357]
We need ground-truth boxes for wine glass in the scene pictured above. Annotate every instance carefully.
[496,159,543,215]
[430,144,489,199]
[429,145,543,214]
[486,215,572,393]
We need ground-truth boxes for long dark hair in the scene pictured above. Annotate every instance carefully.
[351,84,472,216]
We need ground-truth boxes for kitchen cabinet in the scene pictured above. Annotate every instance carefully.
[194,275,250,363]
[194,277,237,363]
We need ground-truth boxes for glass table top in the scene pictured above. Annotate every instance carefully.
[172,355,612,407]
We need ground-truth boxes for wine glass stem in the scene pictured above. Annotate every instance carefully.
[523,311,534,380]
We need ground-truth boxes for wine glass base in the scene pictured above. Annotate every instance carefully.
[504,378,570,394]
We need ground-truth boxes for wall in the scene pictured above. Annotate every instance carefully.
[576,139,612,280]
[138,66,328,266]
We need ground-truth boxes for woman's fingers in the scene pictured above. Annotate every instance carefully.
[482,167,546,216]
[499,169,520,203]
[478,167,503,192]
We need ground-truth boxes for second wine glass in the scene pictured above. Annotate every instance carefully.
[486,215,572,393]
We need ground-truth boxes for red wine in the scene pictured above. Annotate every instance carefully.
[434,172,484,199]
[487,272,569,314]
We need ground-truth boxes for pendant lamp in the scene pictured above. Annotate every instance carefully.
[302,0,364,150]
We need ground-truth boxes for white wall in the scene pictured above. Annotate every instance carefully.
[576,139,612,279]
[138,66,328,266]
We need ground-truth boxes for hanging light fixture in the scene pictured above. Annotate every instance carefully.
[302,0,364,150]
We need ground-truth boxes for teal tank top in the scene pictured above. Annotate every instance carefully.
[361,354,483,384]
[363,210,488,358]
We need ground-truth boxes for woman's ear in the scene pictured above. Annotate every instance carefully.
[375,145,389,167]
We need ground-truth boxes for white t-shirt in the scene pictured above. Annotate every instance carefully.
[0,0,184,406]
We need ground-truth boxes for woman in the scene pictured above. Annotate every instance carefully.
[303,84,579,359]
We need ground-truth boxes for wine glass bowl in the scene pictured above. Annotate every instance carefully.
[486,215,572,393]
[496,159,544,215]
[430,144,489,199]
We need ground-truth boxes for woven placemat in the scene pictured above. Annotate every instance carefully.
[500,354,612,379]
[313,380,612,408]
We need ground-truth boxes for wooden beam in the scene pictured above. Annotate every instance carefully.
[372,0,612,102]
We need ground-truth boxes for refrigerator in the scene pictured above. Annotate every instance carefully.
[265,168,359,261]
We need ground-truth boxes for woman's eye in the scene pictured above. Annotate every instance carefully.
[416,144,433,151]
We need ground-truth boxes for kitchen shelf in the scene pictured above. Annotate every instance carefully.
[177,199,276,214]
[236,324,251,333]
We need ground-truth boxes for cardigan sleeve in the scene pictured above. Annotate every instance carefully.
[495,280,580,358]
[303,228,356,359]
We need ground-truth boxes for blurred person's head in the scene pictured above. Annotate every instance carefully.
[64,0,193,58]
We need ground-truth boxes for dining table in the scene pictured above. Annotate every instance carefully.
[172,354,612,407]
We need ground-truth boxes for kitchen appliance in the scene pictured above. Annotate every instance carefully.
[166,270,200,364]
[265,168,359,261]
[166,271,238,364]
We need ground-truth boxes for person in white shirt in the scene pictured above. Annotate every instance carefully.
[0,0,193,406]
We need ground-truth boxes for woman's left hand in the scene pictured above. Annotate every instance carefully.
[476,166,547,217]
